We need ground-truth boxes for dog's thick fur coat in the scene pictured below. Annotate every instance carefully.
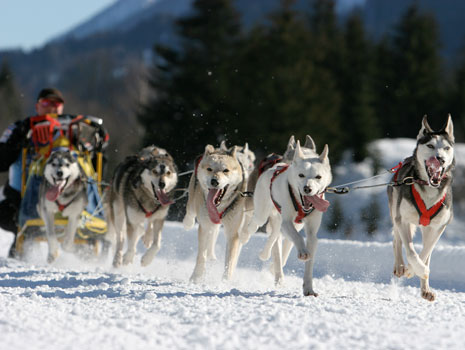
[241,136,332,296]
[38,150,88,263]
[108,146,178,267]
[388,115,455,301]
[183,144,249,282]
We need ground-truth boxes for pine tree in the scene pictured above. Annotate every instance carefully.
[340,11,379,162]
[375,5,444,137]
[138,0,242,168]
[0,60,23,131]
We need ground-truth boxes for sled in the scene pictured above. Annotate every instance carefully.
[15,114,109,257]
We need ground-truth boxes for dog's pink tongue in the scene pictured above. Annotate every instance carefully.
[207,189,221,224]
[426,156,441,171]
[305,195,330,212]
[46,185,61,201]
[156,189,173,206]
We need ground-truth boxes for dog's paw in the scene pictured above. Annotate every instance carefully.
[47,250,59,264]
[142,234,153,249]
[421,288,436,302]
[297,249,310,261]
[140,251,156,267]
[123,252,135,265]
[303,289,319,297]
[403,265,415,278]
[393,264,406,277]
[62,242,76,253]
[183,215,196,230]
[113,252,123,268]
[259,248,271,262]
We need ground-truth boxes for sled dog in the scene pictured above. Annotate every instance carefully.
[241,137,332,296]
[38,150,88,263]
[108,145,178,267]
[388,115,455,301]
[183,144,248,282]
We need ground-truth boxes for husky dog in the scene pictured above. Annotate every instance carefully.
[38,150,88,263]
[388,115,455,301]
[240,137,332,296]
[183,144,248,282]
[108,145,178,267]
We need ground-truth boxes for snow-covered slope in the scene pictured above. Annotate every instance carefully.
[1,222,465,350]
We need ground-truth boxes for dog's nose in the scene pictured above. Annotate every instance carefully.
[211,178,219,187]
[303,186,311,194]
[56,170,63,178]
[437,156,445,165]
[159,181,165,189]
[159,164,166,173]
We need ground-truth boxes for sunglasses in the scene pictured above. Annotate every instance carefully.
[39,99,63,108]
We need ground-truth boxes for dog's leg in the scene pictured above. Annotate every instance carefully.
[417,225,446,301]
[183,173,197,230]
[259,215,281,261]
[398,222,429,279]
[271,236,284,285]
[281,220,309,261]
[392,227,406,277]
[302,224,319,297]
[142,221,154,248]
[207,226,220,261]
[123,222,140,265]
[141,219,164,267]
[223,230,242,281]
[43,211,59,263]
[191,224,216,283]
[281,237,294,267]
[112,202,126,267]
[62,214,79,253]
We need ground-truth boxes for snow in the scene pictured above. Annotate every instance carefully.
[1,137,465,349]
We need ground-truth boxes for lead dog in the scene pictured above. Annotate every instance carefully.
[38,150,88,263]
[388,115,455,301]
[108,146,178,267]
[240,138,332,296]
[183,144,248,282]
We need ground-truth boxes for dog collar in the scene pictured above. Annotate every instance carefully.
[136,198,161,218]
[411,185,447,226]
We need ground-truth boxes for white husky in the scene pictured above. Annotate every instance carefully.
[240,137,332,296]
[388,115,455,301]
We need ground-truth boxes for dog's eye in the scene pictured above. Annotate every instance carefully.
[207,168,213,172]
[315,175,322,179]
[427,144,435,149]
[223,169,229,173]
[299,173,305,178]
[444,146,450,151]
[166,171,171,175]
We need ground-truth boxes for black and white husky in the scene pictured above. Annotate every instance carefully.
[108,146,178,268]
[388,115,455,301]
[38,150,88,263]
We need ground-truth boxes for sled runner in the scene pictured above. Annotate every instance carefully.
[15,114,109,256]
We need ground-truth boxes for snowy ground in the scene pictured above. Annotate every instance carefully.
[1,221,465,350]
[1,137,465,350]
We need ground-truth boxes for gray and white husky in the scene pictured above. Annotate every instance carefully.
[38,150,88,263]
[240,137,332,296]
[388,115,455,301]
[183,144,248,282]
[108,146,178,267]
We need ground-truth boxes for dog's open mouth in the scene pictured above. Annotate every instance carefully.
[206,185,228,224]
[300,193,330,212]
[152,183,174,206]
[425,157,444,188]
[46,177,68,202]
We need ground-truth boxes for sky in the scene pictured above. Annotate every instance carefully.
[0,0,116,51]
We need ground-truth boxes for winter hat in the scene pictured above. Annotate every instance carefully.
[36,88,64,103]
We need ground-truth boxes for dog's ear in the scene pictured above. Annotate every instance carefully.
[287,135,296,151]
[219,140,228,151]
[304,135,316,151]
[204,144,215,156]
[243,142,249,153]
[293,140,304,161]
[228,145,238,159]
[417,115,433,140]
[319,144,329,164]
[443,114,455,143]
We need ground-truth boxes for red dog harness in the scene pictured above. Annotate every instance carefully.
[391,159,447,226]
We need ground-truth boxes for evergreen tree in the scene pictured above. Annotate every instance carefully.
[449,43,465,141]
[138,0,242,168]
[0,60,23,131]
[340,11,379,162]
[375,5,444,137]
